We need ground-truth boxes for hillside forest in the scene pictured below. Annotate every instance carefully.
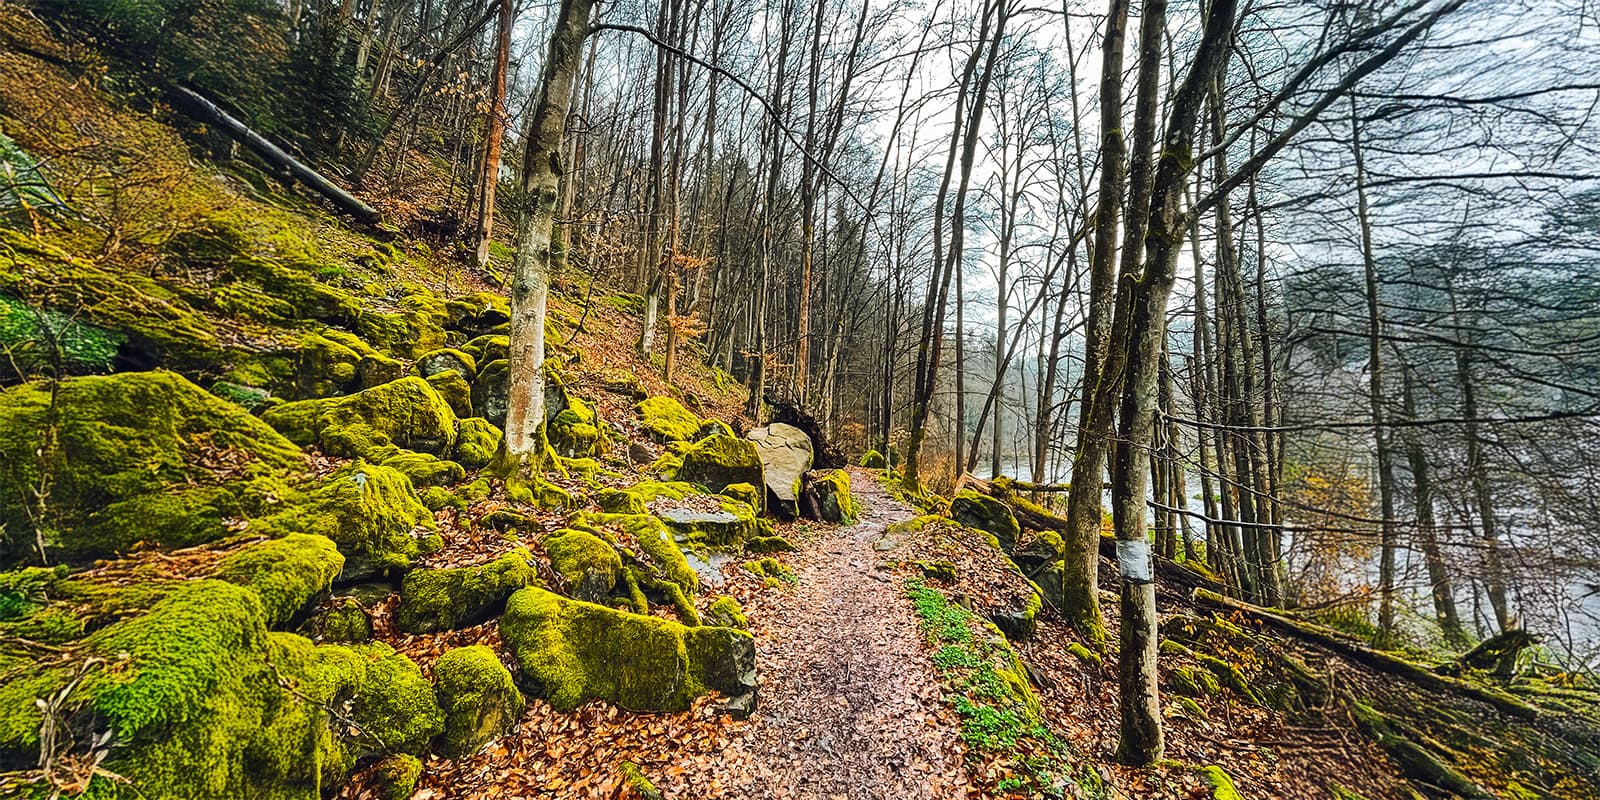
[0,0,1598,798]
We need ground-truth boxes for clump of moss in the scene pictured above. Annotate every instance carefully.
[0,370,306,563]
[214,533,344,628]
[618,761,665,800]
[545,529,623,603]
[256,461,441,580]
[1169,665,1221,698]
[0,292,126,378]
[595,481,696,515]
[263,376,457,461]
[548,387,606,458]
[433,644,525,757]
[372,754,423,800]
[917,560,958,583]
[636,396,702,442]
[742,557,795,586]
[395,549,538,633]
[1197,766,1244,800]
[301,595,372,643]
[379,450,466,488]
[453,417,503,469]
[654,496,771,550]
[745,535,794,553]
[707,596,748,630]
[500,586,755,712]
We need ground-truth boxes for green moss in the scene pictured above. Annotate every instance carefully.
[500,587,755,712]
[301,596,372,643]
[636,396,702,442]
[379,449,466,488]
[719,482,761,507]
[707,596,748,629]
[356,290,450,360]
[1169,665,1221,698]
[0,370,306,562]
[416,348,477,381]
[460,334,508,368]
[395,549,538,633]
[293,329,402,399]
[916,560,958,583]
[549,390,606,458]
[745,535,794,553]
[214,534,344,628]
[596,481,698,515]
[416,485,464,512]
[859,449,887,469]
[742,557,795,584]
[618,761,665,800]
[805,469,859,524]
[453,417,503,470]
[1196,766,1243,800]
[545,528,624,603]
[886,514,943,535]
[433,645,524,757]
[694,419,735,440]
[263,376,457,460]
[426,369,474,418]
[372,754,423,800]
[256,461,441,580]
[572,512,700,598]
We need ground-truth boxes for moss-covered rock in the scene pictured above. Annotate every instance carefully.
[674,434,764,503]
[416,348,477,381]
[445,292,511,338]
[545,529,623,604]
[264,376,458,460]
[433,644,524,757]
[379,449,466,488]
[859,449,886,469]
[453,417,503,469]
[372,754,423,800]
[294,328,403,399]
[256,461,441,580]
[548,388,606,459]
[1197,766,1244,800]
[1170,664,1221,697]
[655,497,771,549]
[801,469,859,524]
[571,512,700,599]
[707,596,749,629]
[0,370,306,563]
[214,534,344,628]
[395,549,538,633]
[300,595,373,643]
[471,358,510,426]
[598,367,647,400]
[500,586,756,712]
[949,490,1022,553]
[426,369,474,419]
[694,419,734,441]
[720,482,761,508]
[460,334,509,368]
[745,535,795,553]
[0,579,444,800]
[595,481,698,515]
[637,396,701,442]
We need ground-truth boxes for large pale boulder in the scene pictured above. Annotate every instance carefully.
[746,423,813,517]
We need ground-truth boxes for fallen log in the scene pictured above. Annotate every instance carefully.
[1191,588,1539,720]
[170,85,380,225]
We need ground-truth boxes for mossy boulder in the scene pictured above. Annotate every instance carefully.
[433,644,525,757]
[395,548,538,633]
[694,419,735,441]
[1170,664,1221,697]
[800,469,859,524]
[859,449,886,469]
[445,292,511,338]
[0,579,444,800]
[746,423,813,517]
[637,396,701,442]
[214,534,344,628]
[674,435,764,505]
[500,586,756,712]
[595,481,699,515]
[545,528,624,603]
[745,535,794,553]
[707,596,749,629]
[300,595,373,643]
[425,369,474,418]
[599,368,648,400]
[949,489,1022,553]
[720,482,761,507]
[453,417,503,469]
[379,450,466,488]
[416,348,477,381]
[570,512,700,599]
[655,498,771,549]
[256,461,441,580]
[294,328,403,399]
[0,370,306,563]
[548,387,605,459]
[264,376,457,460]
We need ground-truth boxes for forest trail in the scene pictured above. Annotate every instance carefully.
[717,469,975,800]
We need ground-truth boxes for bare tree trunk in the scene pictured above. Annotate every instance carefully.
[503,0,594,467]
[1401,362,1468,648]
[473,0,514,268]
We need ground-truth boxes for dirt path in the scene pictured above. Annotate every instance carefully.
[718,469,975,800]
